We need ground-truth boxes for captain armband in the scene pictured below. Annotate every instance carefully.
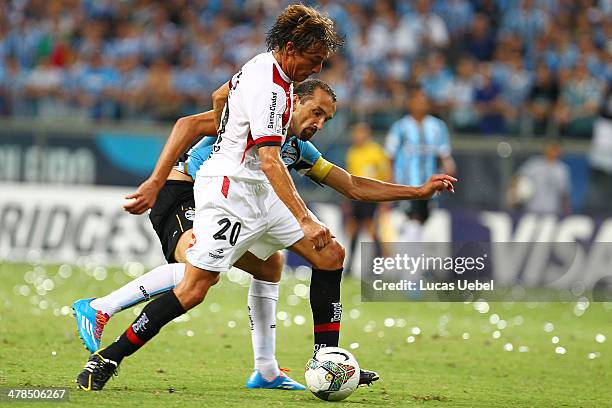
[306,157,333,183]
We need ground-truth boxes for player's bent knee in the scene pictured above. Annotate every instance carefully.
[175,270,219,309]
[314,241,345,270]
[265,251,284,282]
[173,229,193,264]
[209,273,221,286]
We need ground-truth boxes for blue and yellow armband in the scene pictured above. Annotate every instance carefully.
[306,157,333,183]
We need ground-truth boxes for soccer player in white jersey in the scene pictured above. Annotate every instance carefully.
[75,5,350,391]
[74,79,456,391]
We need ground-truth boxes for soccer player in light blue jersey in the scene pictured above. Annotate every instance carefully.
[385,86,457,241]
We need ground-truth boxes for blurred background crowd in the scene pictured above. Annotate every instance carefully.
[0,0,610,138]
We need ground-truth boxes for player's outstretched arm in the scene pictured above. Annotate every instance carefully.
[123,110,216,214]
[259,145,331,250]
[321,164,456,201]
[212,81,230,131]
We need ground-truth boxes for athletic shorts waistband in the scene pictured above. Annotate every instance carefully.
[164,180,195,186]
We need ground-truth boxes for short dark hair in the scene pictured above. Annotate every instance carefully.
[295,79,337,103]
[407,84,425,95]
[265,4,344,54]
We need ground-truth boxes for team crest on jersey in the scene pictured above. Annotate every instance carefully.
[281,143,298,166]
[185,209,195,221]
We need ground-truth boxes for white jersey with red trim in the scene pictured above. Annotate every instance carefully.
[197,52,293,182]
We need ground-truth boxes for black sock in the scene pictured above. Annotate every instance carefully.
[310,268,342,353]
[347,234,359,275]
[373,234,382,257]
[100,290,185,363]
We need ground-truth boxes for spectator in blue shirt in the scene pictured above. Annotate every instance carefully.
[173,53,209,116]
[419,52,454,115]
[447,56,479,132]
[528,62,559,135]
[73,51,121,120]
[499,51,533,132]
[501,0,549,48]
[462,13,496,61]
[475,63,506,134]
[544,30,580,73]
[555,61,605,138]
[433,0,474,38]
[115,54,146,119]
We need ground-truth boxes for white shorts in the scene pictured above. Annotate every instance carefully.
[186,176,304,272]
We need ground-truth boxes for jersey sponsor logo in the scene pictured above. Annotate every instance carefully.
[139,285,150,301]
[272,64,292,134]
[208,252,225,259]
[132,313,149,333]
[267,91,278,130]
[184,209,195,221]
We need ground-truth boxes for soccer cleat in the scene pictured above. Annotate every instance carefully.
[73,298,110,353]
[358,368,380,386]
[246,368,306,390]
[76,351,118,391]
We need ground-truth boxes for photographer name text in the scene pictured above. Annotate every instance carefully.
[372,279,494,291]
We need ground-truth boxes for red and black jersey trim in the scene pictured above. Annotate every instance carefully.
[256,141,282,148]
[241,133,283,163]
[272,64,292,129]
[272,65,291,92]
[254,135,283,147]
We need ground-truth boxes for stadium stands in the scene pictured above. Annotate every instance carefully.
[0,0,609,137]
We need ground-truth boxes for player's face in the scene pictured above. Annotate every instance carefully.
[284,43,329,82]
[291,88,336,141]
[408,91,429,117]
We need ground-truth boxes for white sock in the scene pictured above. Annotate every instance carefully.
[248,278,280,381]
[91,263,186,317]
[400,219,424,242]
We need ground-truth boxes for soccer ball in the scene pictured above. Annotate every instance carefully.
[305,347,360,401]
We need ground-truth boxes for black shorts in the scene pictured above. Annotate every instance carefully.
[404,200,431,223]
[350,201,378,221]
[149,180,195,263]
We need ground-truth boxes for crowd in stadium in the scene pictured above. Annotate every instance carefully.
[0,0,609,137]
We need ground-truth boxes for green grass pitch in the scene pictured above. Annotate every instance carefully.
[0,261,610,407]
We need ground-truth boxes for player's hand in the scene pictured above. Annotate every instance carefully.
[419,174,457,199]
[301,218,332,251]
[123,178,163,214]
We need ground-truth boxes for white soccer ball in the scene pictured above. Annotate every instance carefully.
[305,347,360,401]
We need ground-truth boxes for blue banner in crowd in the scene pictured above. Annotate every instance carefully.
[0,131,163,186]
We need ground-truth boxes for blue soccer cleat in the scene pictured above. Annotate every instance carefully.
[73,298,110,353]
[246,369,306,390]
